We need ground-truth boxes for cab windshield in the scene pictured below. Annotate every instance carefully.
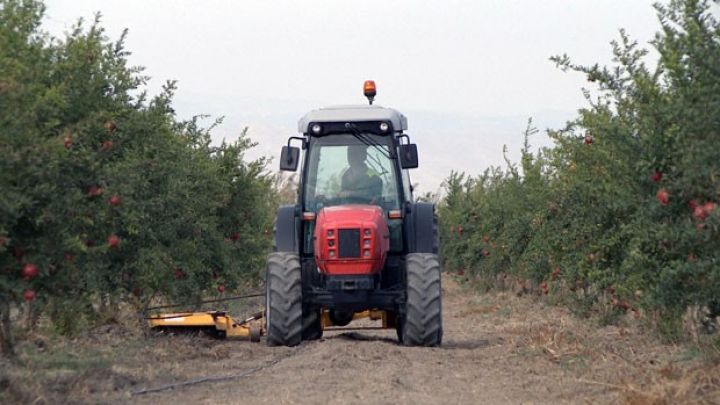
[303,134,400,212]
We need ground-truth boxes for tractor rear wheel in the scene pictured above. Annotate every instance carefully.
[302,307,323,340]
[266,252,303,346]
[400,253,443,346]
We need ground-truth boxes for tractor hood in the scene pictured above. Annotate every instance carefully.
[313,205,390,275]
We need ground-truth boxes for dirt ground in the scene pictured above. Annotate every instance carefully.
[2,274,719,404]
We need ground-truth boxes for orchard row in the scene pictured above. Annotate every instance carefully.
[0,0,275,353]
[439,0,720,338]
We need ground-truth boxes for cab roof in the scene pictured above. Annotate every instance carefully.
[298,105,407,134]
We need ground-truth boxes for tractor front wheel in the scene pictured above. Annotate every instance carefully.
[400,253,443,346]
[266,252,303,346]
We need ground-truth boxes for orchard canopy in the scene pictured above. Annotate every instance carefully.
[439,0,720,337]
[0,0,275,343]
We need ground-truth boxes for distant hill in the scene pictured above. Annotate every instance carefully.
[173,96,575,195]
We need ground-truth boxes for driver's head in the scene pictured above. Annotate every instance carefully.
[347,145,368,168]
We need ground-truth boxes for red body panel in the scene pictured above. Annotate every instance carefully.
[314,205,389,275]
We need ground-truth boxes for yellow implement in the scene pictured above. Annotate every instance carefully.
[320,309,396,330]
[148,307,395,341]
[147,311,263,342]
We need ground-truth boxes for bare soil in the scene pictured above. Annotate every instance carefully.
[2,274,718,404]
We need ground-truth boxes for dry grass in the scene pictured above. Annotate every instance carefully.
[459,279,720,405]
[2,276,718,404]
[0,294,270,404]
[0,324,275,404]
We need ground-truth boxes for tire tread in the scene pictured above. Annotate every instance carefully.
[402,253,443,346]
[266,252,302,346]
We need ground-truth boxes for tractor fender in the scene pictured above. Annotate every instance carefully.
[404,202,439,254]
[273,205,299,253]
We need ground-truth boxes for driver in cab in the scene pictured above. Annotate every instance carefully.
[338,145,382,203]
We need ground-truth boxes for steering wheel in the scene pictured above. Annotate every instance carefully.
[316,194,375,207]
[342,195,375,204]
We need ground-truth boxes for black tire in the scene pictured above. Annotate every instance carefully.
[250,326,261,342]
[400,253,443,346]
[300,261,323,341]
[302,307,323,340]
[266,252,303,346]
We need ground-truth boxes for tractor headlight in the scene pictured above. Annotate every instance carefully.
[364,229,371,237]
[379,122,389,132]
[311,124,322,135]
[327,230,334,237]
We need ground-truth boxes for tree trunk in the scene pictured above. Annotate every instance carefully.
[0,296,14,357]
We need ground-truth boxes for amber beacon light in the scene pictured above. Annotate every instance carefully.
[363,80,376,105]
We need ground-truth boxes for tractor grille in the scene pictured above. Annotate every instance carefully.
[338,229,361,258]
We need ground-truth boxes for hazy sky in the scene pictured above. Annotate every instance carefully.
[41,0,666,192]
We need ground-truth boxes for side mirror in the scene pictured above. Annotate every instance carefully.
[399,144,418,169]
[280,146,300,171]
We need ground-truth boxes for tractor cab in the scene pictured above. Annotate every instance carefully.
[282,100,418,209]
[267,81,442,347]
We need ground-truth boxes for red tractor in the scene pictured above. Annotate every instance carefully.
[266,81,442,346]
